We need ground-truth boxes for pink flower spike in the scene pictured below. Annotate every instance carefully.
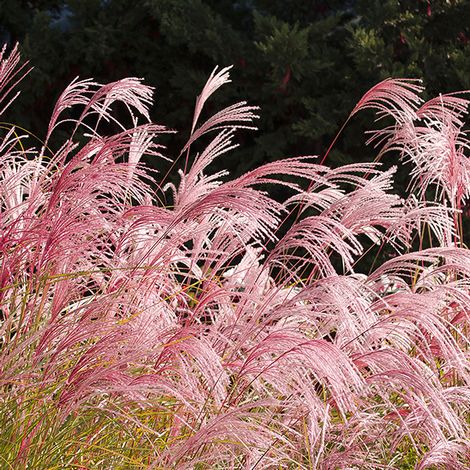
[0,43,33,115]
[351,78,424,124]
[191,66,233,135]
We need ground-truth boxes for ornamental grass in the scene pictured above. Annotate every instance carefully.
[1,44,469,468]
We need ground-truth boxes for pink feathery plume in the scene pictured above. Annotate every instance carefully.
[190,66,233,135]
[47,77,154,141]
[351,78,424,123]
[417,92,470,127]
[0,43,32,115]
[180,66,259,162]
[417,440,469,470]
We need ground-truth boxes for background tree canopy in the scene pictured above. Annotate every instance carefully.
[1,0,469,180]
